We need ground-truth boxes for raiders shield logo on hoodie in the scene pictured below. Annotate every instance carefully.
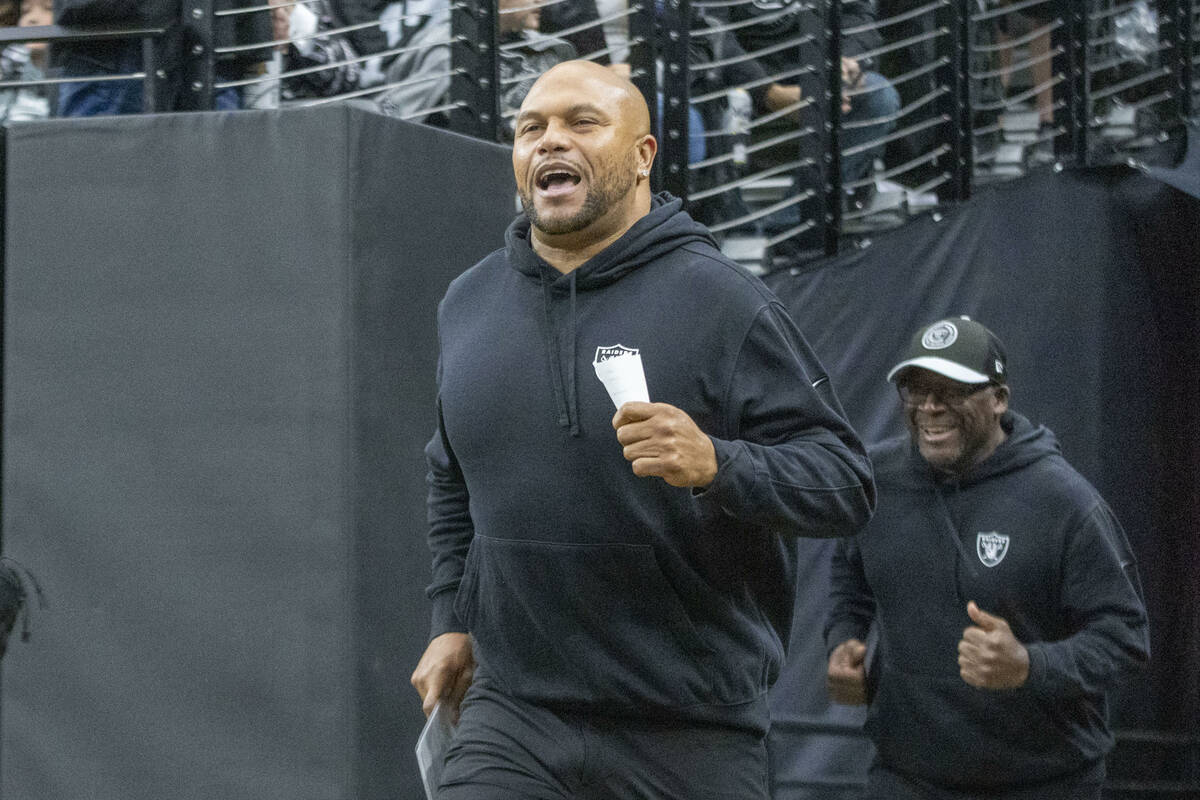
[976,532,1010,567]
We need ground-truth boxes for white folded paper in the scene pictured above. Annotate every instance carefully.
[593,346,650,409]
[416,702,454,799]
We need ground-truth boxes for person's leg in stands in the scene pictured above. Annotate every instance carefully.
[840,71,901,185]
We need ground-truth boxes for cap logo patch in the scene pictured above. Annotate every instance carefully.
[976,532,1009,567]
[922,321,958,350]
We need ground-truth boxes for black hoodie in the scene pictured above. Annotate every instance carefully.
[827,412,1149,788]
[425,195,874,733]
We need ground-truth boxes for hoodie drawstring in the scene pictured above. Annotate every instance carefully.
[538,269,582,438]
[567,270,580,437]
[932,484,979,606]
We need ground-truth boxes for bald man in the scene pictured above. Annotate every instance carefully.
[411,61,874,800]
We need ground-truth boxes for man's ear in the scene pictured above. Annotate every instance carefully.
[637,134,658,175]
[992,384,1011,415]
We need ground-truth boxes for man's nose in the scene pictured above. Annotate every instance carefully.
[537,119,571,152]
[917,391,947,411]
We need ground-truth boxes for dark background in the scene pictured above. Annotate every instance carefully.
[1,109,1196,798]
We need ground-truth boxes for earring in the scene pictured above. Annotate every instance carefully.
[639,169,650,177]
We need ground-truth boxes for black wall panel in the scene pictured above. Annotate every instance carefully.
[1,105,514,799]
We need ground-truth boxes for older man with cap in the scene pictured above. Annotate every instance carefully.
[825,316,1149,800]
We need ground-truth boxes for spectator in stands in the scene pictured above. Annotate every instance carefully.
[540,0,608,63]
[873,0,943,184]
[994,2,1055,126]
[18,0,52,67]
[1,0,53,122]
[52,0,273,115]
[376,0,452,123]
[379,0,575,139]
[495,0,576,134]
[686,7,811,224]
[729,0,900,196]
[280,0,368,102]
[328,0,390,63]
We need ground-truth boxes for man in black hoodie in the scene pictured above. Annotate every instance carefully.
[826,316,1149,799]
[411,60,875,799]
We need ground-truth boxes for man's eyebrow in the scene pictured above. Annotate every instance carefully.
[562,104,609,119]
[514,104,611,127]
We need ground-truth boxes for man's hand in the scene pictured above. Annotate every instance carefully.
[268,0,290,47]
[826,638,869,704]
[765,82,803,122]
[612,402,718,488]
[411,632,475,721]
[958,601,1029,689]
[840,57,862,114]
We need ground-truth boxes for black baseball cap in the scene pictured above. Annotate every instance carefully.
[887,316,1008,385]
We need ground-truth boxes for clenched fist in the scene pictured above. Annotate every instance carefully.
[957,601,1029,689]
[613,402,718,488]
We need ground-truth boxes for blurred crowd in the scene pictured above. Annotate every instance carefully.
[1,0,1183,257]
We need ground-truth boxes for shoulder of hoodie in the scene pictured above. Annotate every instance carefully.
[668,238,792,315]
[442,236,786,319]
[865,433,920,487]
[1001,413,1107,508]
[1009,437,1108,516]
[438,246,511,311]
[865,424,1103,512]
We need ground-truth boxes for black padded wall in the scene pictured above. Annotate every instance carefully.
[1,105,515,799]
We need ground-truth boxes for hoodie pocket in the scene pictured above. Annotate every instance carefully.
[869,669,1089,787]
[456,533,719,708]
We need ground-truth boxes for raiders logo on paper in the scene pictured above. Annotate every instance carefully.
[594,344,639,363]
[976,532,1010,567]
[922,321,958,350]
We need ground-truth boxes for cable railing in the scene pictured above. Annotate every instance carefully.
[0,22,172,116]
[2,0,1192,268]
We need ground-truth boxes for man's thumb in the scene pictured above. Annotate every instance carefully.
[967,601,1002,630]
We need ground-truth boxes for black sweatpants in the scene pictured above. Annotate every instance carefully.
[437,680,770,800]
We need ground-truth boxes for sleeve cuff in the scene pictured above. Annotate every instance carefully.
[690,436,741,514]
[826,622,868,656]
[1023,642,1053,696]
[429,589,467,640]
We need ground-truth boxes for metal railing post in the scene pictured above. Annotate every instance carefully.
[823,0,843,256]
[1176,0,1195,119]
[628,1,660,189]
[1062,0,1089,163]
[450,1,500,141]
[942,0,972,201]
[184,0,215,110]
[658,0,690,200]
[141,32,171,113]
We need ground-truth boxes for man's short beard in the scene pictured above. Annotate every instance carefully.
[520,154,637,236]
[520,188,611,235]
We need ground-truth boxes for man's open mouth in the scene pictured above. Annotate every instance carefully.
[919,425,954,441]
[536,166,582,191]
